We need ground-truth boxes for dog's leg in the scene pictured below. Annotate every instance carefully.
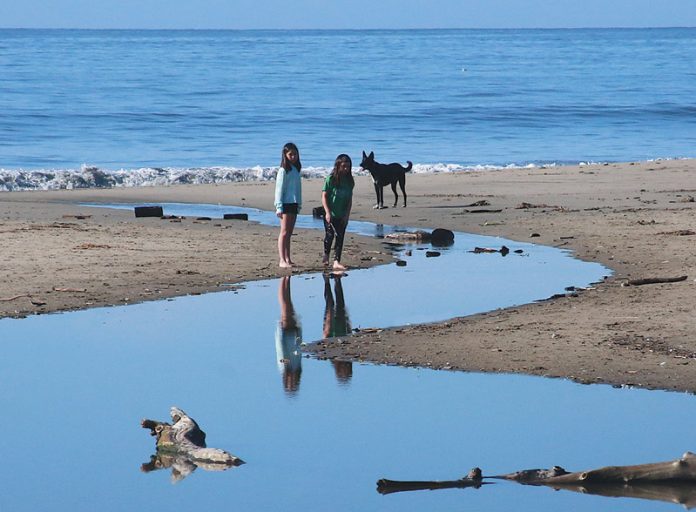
[373,183,381,209]
[391,181,399,208]
[399,175,407,207]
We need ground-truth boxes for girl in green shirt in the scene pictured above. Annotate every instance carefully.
[321,154,354,270]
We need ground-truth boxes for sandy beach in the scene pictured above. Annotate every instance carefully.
[2,159,694,392]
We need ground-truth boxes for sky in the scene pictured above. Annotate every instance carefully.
[1,0,696,29]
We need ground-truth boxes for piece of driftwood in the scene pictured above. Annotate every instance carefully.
[141,406,243,481]
[62,214,92,219]
[377,468,485,495]
[622,275,687,286]
[384,230,432,242]
[517,452,696,484]
[377,453,696,507]
[383,228,455,246]
[516,202,565,210]
[491,465,570,482]
[658,229,696,236]
[223,213,249,220]
[0,294,32,302]
[134,205,164,218]
[471,245,510,256]
[496,452,696,508]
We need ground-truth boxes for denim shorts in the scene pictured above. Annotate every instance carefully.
[281,203,298,214]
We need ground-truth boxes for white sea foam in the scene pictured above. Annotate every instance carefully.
[0,162,557,192]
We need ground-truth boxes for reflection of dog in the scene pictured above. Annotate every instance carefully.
[360,151,412,209]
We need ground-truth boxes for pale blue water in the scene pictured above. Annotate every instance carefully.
[0,262,693,512]
[1,28,696,189]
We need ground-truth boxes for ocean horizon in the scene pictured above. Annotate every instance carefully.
[1,27,695,190]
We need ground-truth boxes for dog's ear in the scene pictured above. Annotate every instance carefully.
[362,150,367,158]
[369,151,374,159]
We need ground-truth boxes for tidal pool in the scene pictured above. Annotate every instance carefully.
[1,204,693,511]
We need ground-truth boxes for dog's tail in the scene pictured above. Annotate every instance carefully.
[406,161,413,172]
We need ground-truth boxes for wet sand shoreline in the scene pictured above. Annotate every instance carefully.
[2,159,695,392]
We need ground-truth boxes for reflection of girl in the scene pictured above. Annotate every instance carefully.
[322,274,351,339]
[321,154,354,271]
[275,142,303,269]
[323,274,353,383]
[275,276,302,394]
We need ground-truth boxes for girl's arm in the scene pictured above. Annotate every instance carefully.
[321,190,331,224]
[297,172,302,212]
[345,197,352,222]
[274,168,286,214]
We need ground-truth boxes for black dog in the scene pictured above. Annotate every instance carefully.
[360,151,412,209]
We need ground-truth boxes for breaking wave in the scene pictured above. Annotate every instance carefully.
[0,161,554,192]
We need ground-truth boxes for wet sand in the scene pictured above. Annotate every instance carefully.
[1,159,695,392]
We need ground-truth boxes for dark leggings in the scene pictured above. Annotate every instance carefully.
[323,216,348,262]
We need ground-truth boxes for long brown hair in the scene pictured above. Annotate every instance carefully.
[280,142,302,172]
[329,153,354,186]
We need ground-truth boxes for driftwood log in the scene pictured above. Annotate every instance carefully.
[378,453,696,507]
[384,230,432,243]
[470,245,510,256]
[383,228,455,246]
[377,468,487,495]
[622,275,688,286]
[141,407,243,481]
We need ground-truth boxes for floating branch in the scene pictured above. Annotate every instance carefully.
[622,276,687,286]
[377,468,487,495]
[377,453,696,507]
[521,452,696,484]
[141,406,243,482]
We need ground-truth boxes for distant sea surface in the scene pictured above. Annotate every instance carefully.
[1,28,695,190]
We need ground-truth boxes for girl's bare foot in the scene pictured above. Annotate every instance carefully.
[279,261,293,269]
[332,261,347,271]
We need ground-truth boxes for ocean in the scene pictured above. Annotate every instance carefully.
[1,28,695,190]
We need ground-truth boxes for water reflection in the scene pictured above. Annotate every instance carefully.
[275,276,303,395]
[140,407,244,484]
[323,273,353,384]
[275,274,356,394]
[543,481,696,509]
[141,452,231,484]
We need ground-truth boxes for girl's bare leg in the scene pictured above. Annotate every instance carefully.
[278,213,297,267]
[284,213,297,265]
[278,214,291,267]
